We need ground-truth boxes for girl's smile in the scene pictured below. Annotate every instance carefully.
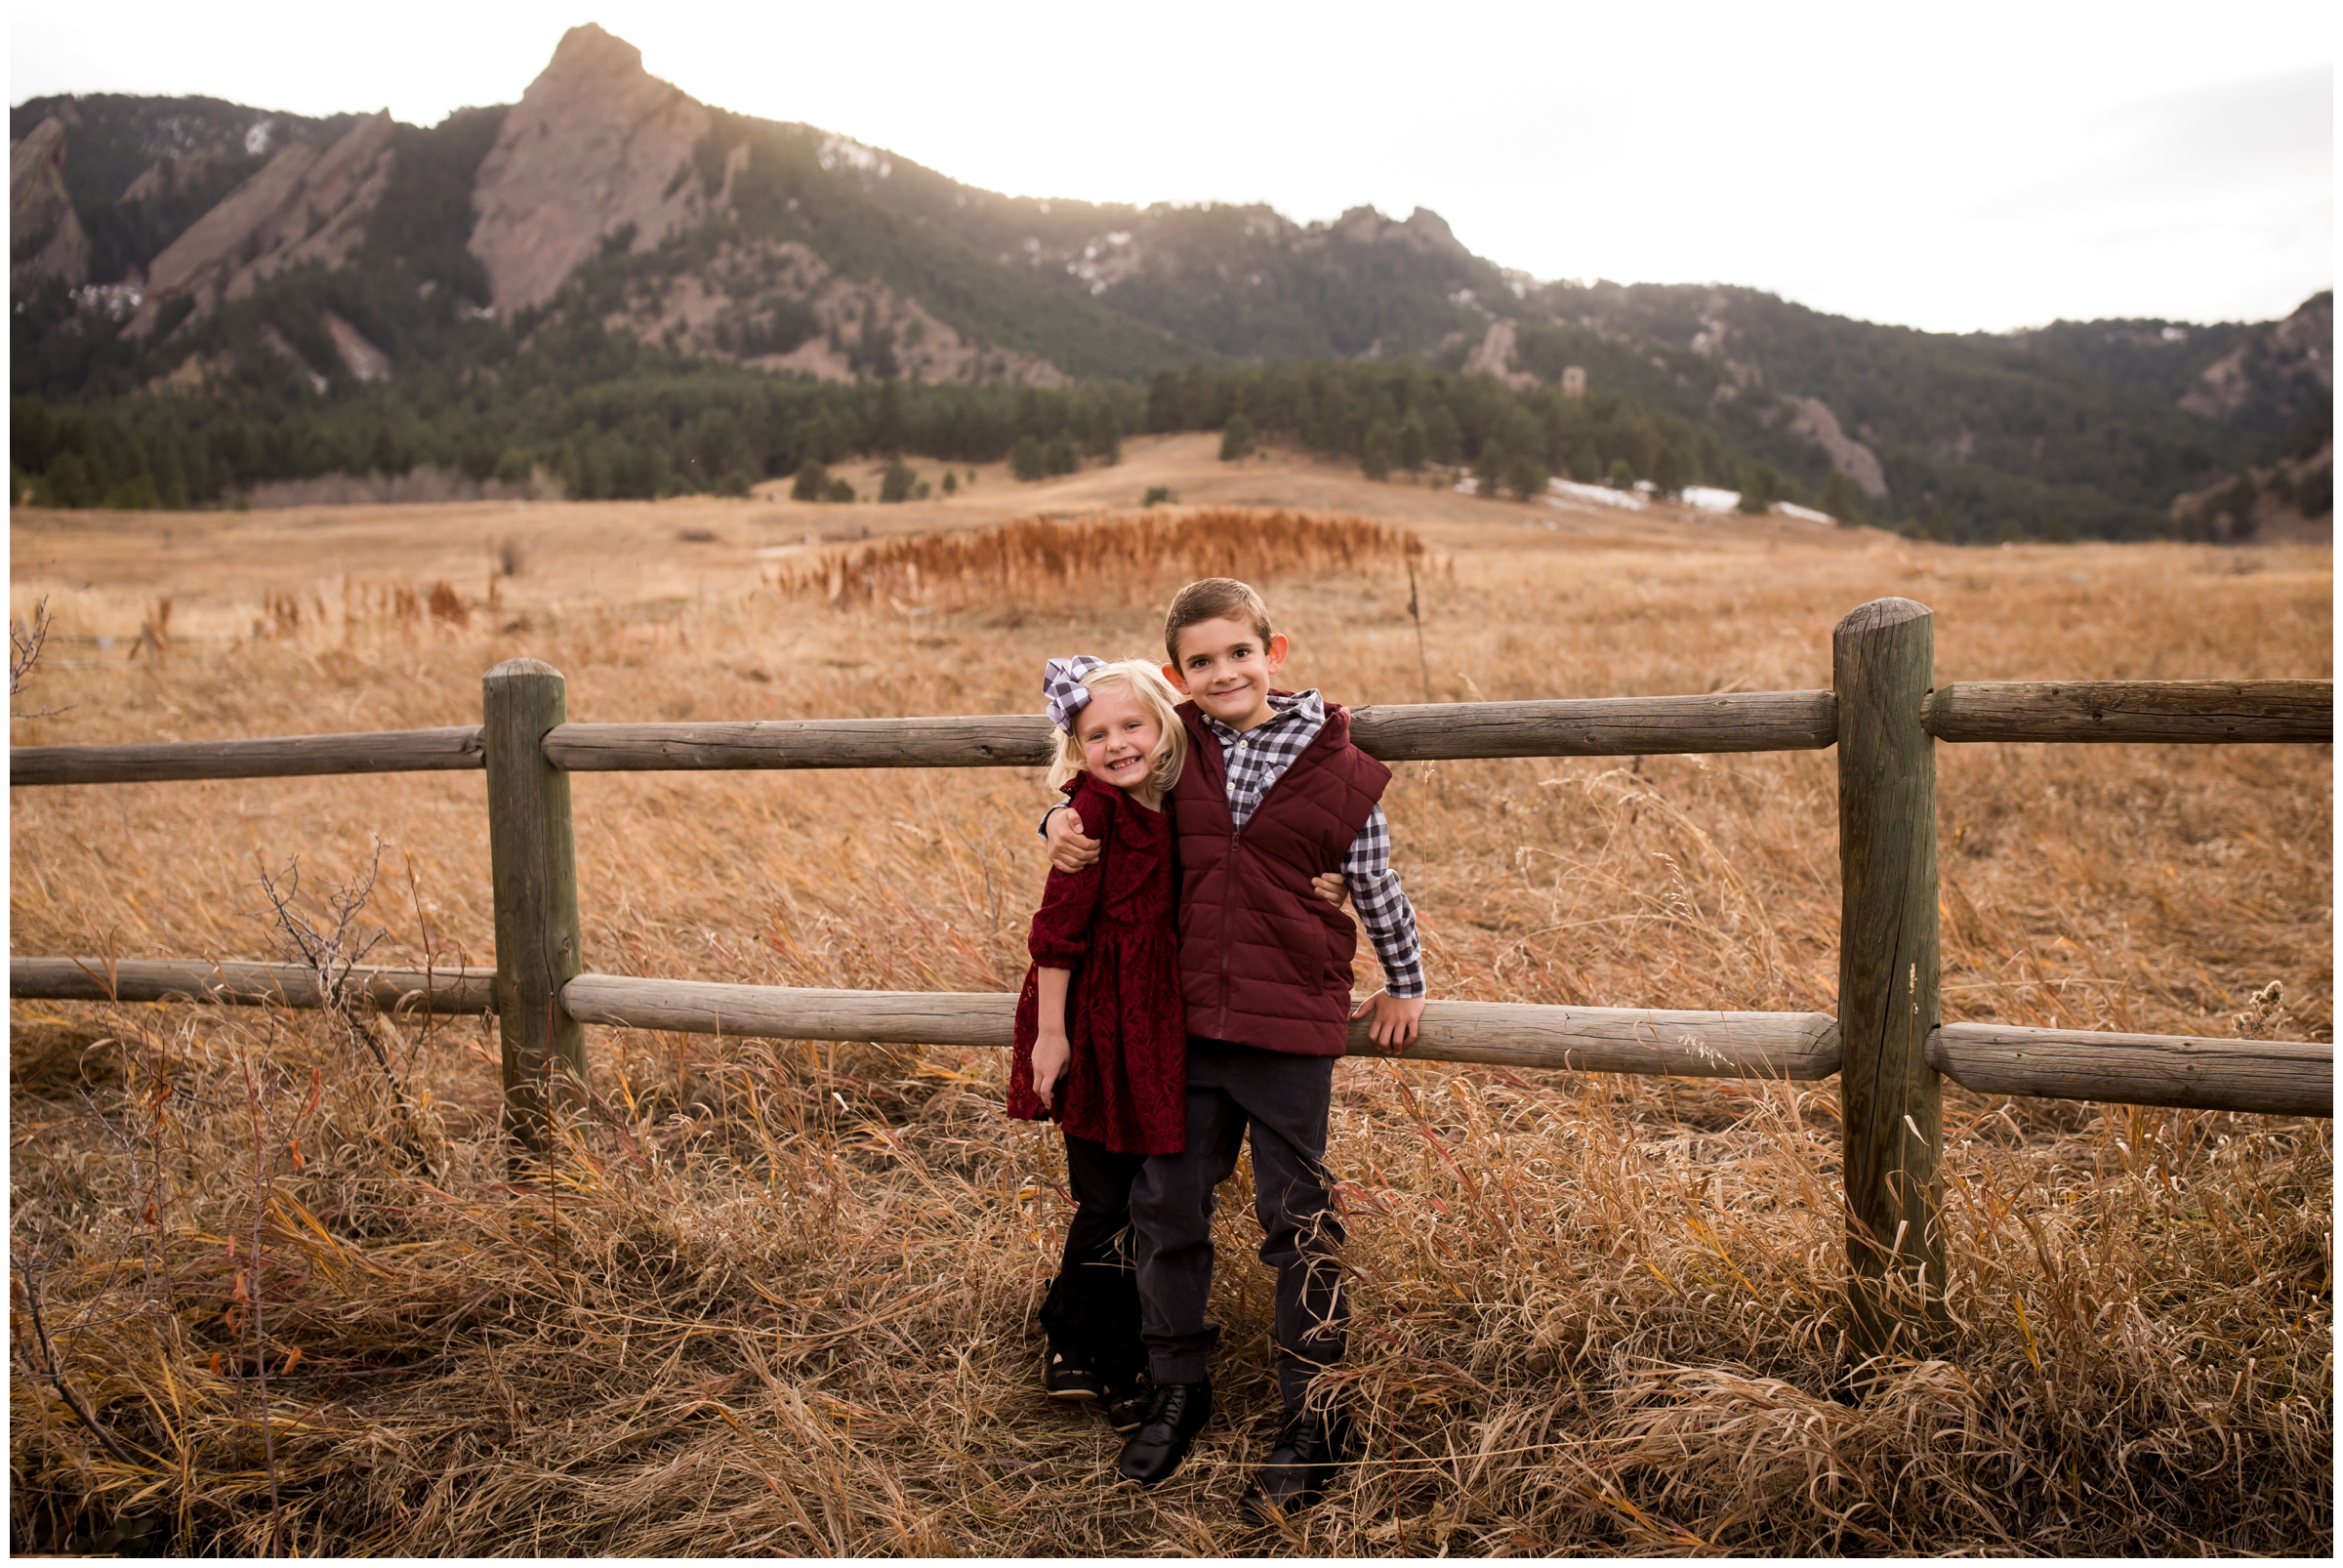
[1077,687,1166,798]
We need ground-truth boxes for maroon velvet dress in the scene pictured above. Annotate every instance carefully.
[1007,773,1186,1155]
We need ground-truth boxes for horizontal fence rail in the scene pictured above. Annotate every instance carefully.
[10,726,485,786]
[11,682,2329,788]
[559,974,1846,1079]
[1927,1022,2330,1118]
[21,959,2330,1118]
[1923,680,2332,744]
[542,692,1848,772]
[11,957,497,1013]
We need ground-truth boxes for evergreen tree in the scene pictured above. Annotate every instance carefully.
[1396,418,1427,473]
[1011,433,1046,480]
[1650,443,1688,497]
[1819,470,1865,526]
[1219,413,1254,461]
[1360,422,1396,480]
[1506,451,1550,500]
[880,458,918,502]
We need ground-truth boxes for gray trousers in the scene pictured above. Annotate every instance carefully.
[1130,1038,1344,1411]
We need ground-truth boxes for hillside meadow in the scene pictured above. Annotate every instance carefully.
[7,478,2332,1554]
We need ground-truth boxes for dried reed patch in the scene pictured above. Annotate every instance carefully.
[773,508,1423,613]
[9,523,2332,1553]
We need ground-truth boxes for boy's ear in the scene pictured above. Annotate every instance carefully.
[1263,633,1289,673]
[1160,661,1188,693]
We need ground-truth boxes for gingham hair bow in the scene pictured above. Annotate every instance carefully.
[1042,655,1108,734]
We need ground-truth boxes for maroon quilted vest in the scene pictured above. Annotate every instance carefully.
[1170,698,1392,1055]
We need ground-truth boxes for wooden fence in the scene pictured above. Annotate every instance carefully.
[9,598,2332,1351]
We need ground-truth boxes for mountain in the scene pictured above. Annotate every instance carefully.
[8,22,2330,539]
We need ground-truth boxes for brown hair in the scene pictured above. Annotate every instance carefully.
[1164,578,1274,664]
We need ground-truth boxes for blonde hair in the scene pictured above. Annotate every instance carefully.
[1047,659,1188,803]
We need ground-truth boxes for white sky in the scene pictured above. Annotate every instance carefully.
[10,1,2332,333]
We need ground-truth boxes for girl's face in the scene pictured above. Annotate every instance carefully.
[1076,685,1163,795]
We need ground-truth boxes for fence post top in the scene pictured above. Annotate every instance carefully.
[1835,598,1932,640]
[484,657,565,686]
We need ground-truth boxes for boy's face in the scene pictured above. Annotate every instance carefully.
[1164,616,1287,731]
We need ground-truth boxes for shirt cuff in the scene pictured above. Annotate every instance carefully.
[1037,802,1070,841]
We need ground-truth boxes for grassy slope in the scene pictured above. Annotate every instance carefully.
[7,480,2333,1553]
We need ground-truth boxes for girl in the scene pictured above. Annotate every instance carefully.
[1007,656,1190,1431]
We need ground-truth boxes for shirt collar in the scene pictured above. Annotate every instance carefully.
[1204,688,1323,743]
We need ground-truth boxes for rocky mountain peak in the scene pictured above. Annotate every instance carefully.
[469,23,722,312]
[10,116,89,291]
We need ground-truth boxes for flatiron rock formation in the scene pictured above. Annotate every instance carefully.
[10,117,89,291]
[470,23,727,312]
[127,111,394,336]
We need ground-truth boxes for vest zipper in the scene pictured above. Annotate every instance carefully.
[1214,712,1330,1044]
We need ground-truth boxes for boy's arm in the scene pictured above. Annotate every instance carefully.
[1342,804,1426,1049]
[1041,803,1101,873]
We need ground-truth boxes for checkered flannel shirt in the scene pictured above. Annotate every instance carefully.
[1203,689,1426,999]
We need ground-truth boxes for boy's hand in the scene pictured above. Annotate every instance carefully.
[1351,991,1426,1052]
[1030,1030,1072,1110]
[1312,871,1347,907]
[1045,806,1100,874]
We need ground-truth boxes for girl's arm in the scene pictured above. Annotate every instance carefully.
[1031,967,1074,1110]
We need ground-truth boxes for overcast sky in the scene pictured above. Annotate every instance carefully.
[11,2,2331,333]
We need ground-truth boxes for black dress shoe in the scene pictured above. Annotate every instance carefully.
[1239,1405,1353,1521]
[1116,1379,1212,1485]
[1101,1369,1151,1432]
[1043,1345,1101,1401]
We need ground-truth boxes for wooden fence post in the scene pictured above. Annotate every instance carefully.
[483,658,585,1160]
[1833,598,1946,1357]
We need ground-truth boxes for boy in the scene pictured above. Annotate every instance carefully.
[1041,577,1426,1520]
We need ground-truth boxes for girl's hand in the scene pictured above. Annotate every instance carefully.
[1312,871,1347,907]
[1030,1029,1072,1111]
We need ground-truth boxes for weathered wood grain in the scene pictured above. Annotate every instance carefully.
[1928,1023,2331,1118]
[541,691,1843,772]
[1346,691,1839,759]
[1923,680,2331,744]
[10,957,496,1013]
[558,973,1841,1078]
[544,717,1059,771]
[484,659,586,1156]
[9,727,484,786]
[1835,597,1946,1350]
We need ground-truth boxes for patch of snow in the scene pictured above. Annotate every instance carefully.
[2160,325,2187,343]
[1106,230,1130,246]
[1448,288,1475,307]
[1508,278,1526,299]
[1547,478,1648,512]
[816,136,881,174]
[245,118,273,155]
[1681,485,1742,512]
[1773,502,1837,525]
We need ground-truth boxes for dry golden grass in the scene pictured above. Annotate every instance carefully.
[8,502,2332,1554]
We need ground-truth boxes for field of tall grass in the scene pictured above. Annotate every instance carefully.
[9,507,2332,1554]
